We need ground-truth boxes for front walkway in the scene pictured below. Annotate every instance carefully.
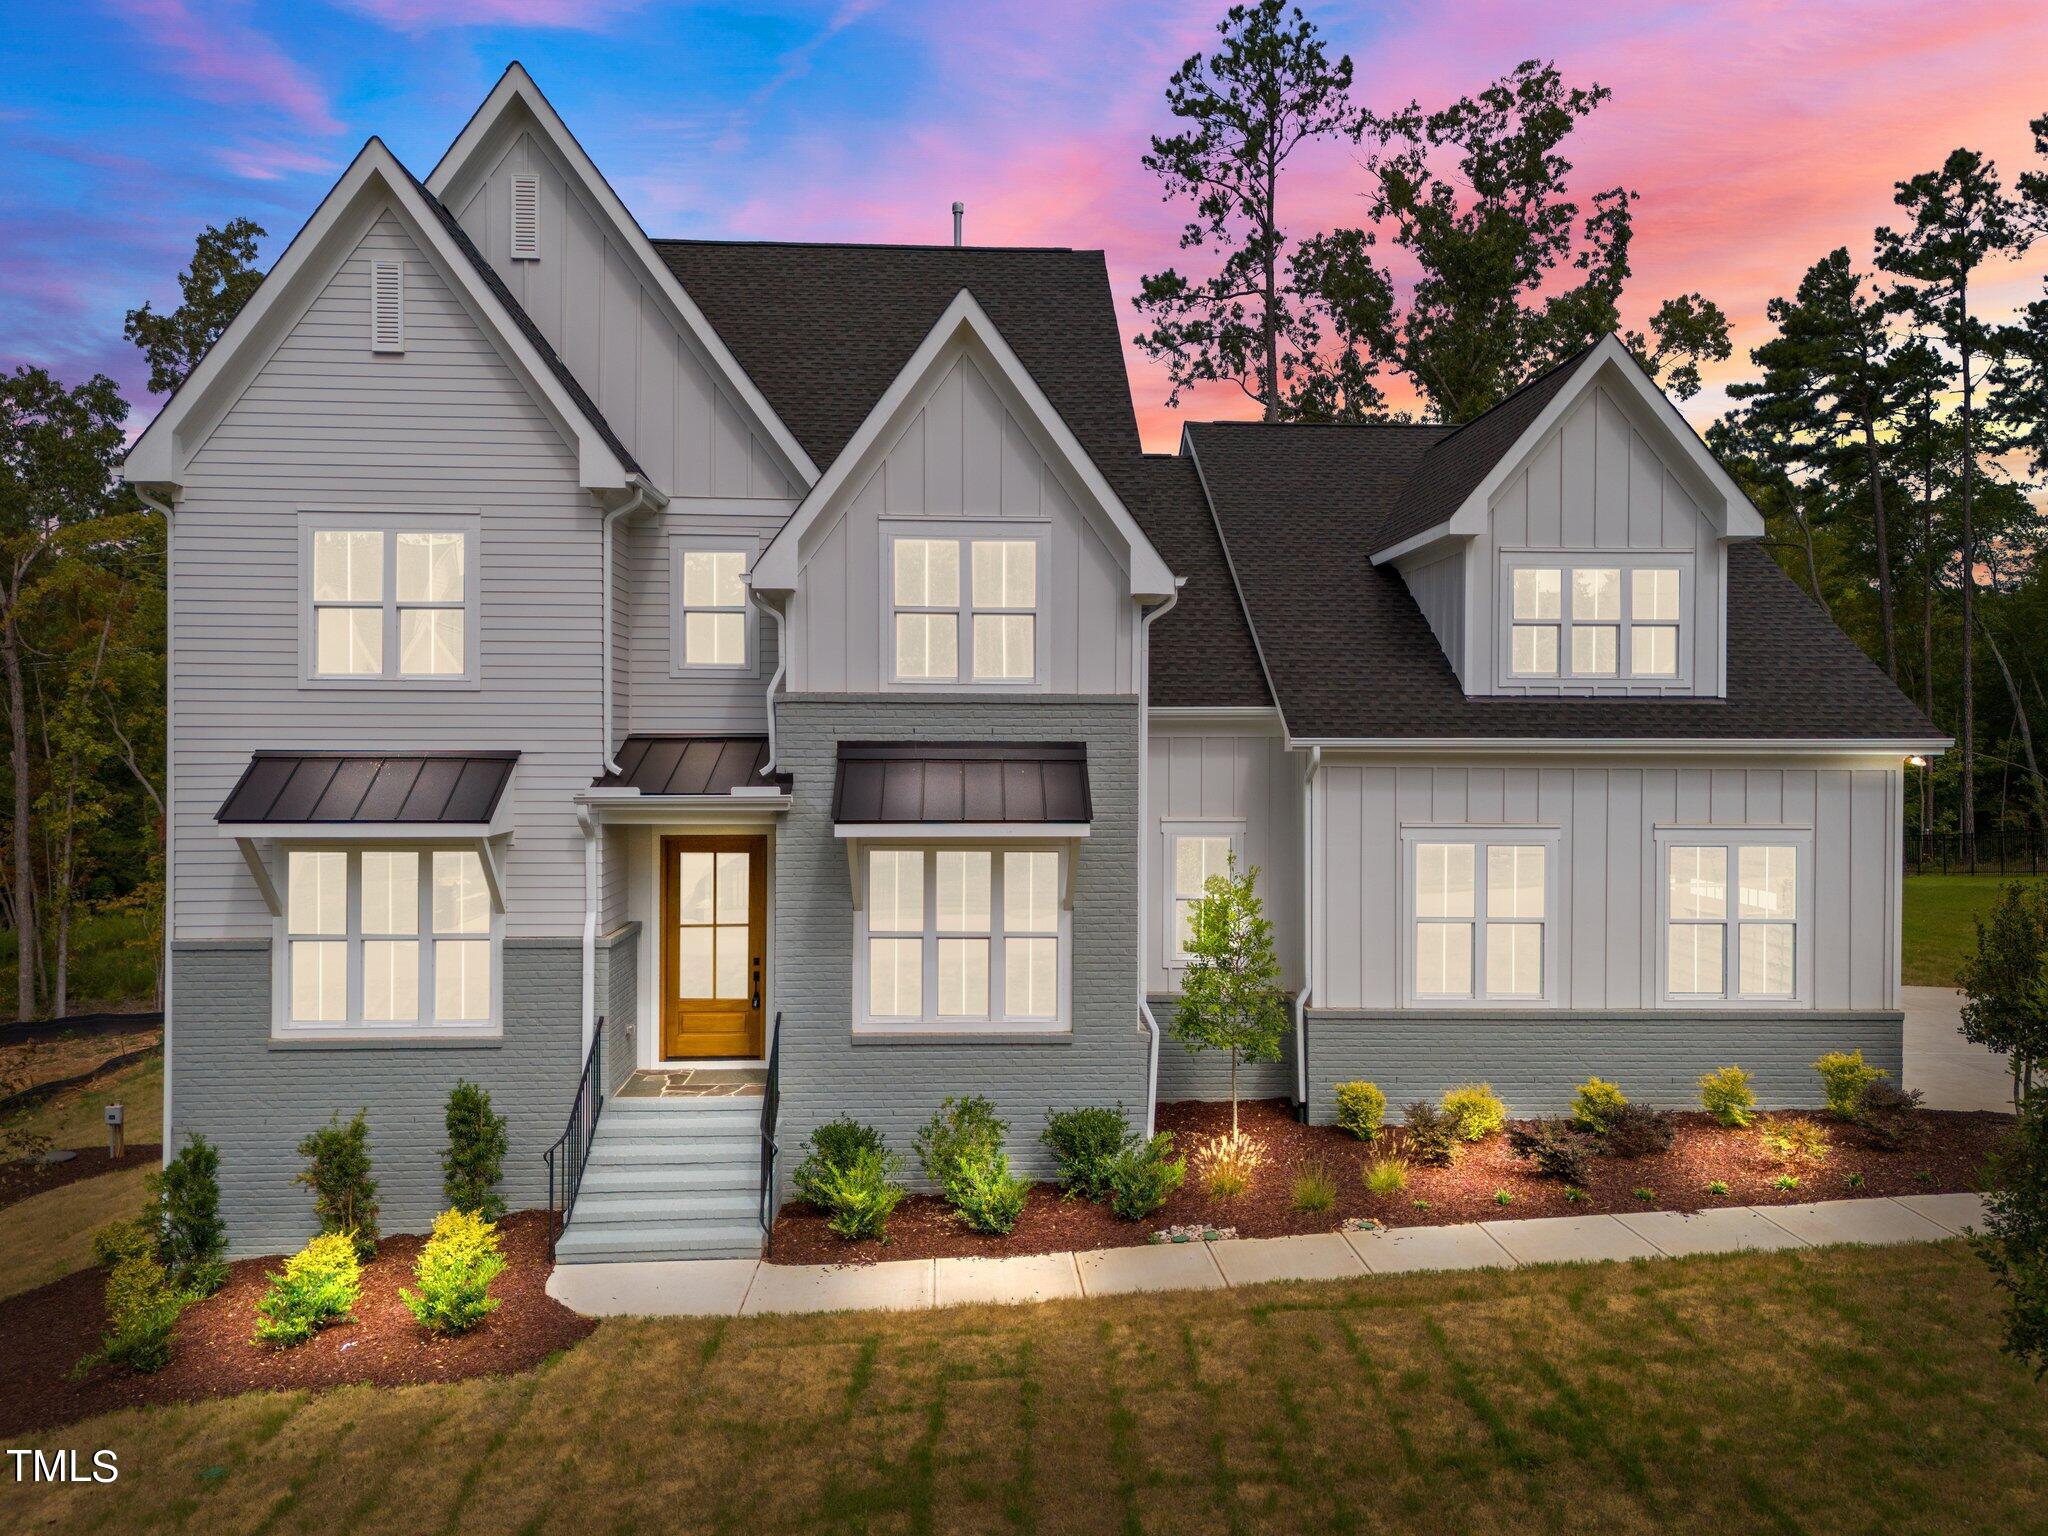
[547,1191,1989,1318]
[1904,986,2013,1113]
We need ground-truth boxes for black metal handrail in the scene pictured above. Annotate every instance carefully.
[759,1011,782,1234]
[544,1021,604,1259]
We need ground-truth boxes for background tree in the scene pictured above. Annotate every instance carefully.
[1877,148,2026,866]
[1302,59,1729,424]
[1132,0,1363,421]
[1170,853,1288,1135]
[122,218,266,396]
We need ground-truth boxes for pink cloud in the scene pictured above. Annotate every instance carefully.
[214,141,339,182]
[103,0,339,136]
[336,0,643,29]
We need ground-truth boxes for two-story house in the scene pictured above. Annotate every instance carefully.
[125,66,1945,1262]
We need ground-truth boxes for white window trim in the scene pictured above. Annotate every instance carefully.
[880,521,1051,692]
[298,511,482,690]
[852,842,1071,1036]
[269,842,503,1041]
[1653,826,1815,1008]
[1162,819,1244,968]
[1497,551,1693,691]
[669,535,762,678]
[1398,825,1563,1008]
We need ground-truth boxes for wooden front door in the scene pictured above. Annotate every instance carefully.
[661,834,766,1059]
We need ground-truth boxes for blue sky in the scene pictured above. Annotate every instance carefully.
[5,1,2045,448]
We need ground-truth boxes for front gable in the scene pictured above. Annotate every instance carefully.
[755,291,1174,694]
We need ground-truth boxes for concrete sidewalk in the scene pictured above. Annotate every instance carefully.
[1903,986,2014,1114]
[546,1192,1989,1319]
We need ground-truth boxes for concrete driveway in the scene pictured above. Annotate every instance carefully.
[1903,986,2015,1114]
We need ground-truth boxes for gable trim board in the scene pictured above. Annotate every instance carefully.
[125,138,644,498]
[751,289,1175,600]
[426,62,819,491]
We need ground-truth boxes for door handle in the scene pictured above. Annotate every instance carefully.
[750,956,762,1010]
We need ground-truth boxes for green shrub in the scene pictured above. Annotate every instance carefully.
[1042,1106,1136,1202]
[1759,1115,1831,1167]
[914,1096,1007,1187]
[1402,1101,1459,1166]
[1571,1077,1629,1135]
[1814,1050,1888,1120]
[254,1230,362,1348]
[442,1081,508,1221]
[74,1222,184,1377]
[1106,1134,1185,1219]
[793,1116,889,1207]
[944,1145,1030,1234]
[401,1208,507,1335]
[149,1134,228,1297]
[1363,1157,1409,1196]
[1698,1065,1758,1128]
[1977,1100,2048,1375]
[296,1110,379,1260]
[1333,1080,1387,1142]
[1441,1083,1507,1143]
[1507,1120,1592,1183]
[1600,1102,1676,1159]
[1291,1162,1338,1213]
[813,1146,908,1240]
[1855,1079,1926,1151]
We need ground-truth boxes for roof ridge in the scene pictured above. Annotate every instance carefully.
[1424,337,1605,451]
[652,236,1085,255]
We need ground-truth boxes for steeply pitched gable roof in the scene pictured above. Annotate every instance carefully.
[1185,419,1941,743]
[1123,454,1271,710]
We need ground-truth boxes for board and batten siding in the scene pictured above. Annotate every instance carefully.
[788,353,1138,694]
[1145,724,1302,995]
[1311,760,1903,1013]
[1465,379,1726,697]
[623,499,794,734]
[1402,551,1464,677]
[450,126,795,500]
[171,210,603,941]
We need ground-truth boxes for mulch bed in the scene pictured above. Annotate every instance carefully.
[0,1210,594,1437]
[766,1097,2013,1265]
[0,1143,161,1213]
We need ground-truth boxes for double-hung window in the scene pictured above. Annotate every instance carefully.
[304,516,478,685]
[888,531,1043,685]
[1503,556,1687,684]
[1659,831,1808,1003]
[282,847,496,1034]
[672,539,757,672]
[858,846,1065,1031]
[1164,822,1241,963]
[1403,828,1557,1005]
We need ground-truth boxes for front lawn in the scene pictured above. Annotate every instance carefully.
[10,1239,2043,1533]
[1903,873,2046,987]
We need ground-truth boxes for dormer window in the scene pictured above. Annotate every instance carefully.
[1503,555,1689,686]
[887,527,1045,687]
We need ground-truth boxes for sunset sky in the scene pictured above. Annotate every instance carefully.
[5,1,2046,449]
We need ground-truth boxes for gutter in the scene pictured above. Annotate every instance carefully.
[1284,735,1954,756]
[579,803,598,1056]
[1295,745,1321,1120]
[1135,580,1183,1140]
[132,484,175,1164]
[757,591,788,777]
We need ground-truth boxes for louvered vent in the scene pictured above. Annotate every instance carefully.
[509,174,541,260]
[369,259,404,353]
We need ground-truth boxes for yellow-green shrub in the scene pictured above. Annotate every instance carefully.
[1699,1065,1758,1128]
[1571,1076,1629,1134]
[1333,1080,1387,1141]
[1441,1083,1508,1143]
[1814,1050,1887,1119]
[74,1221,185,1377]
[254,1230,362,1348]
[401,1208,507,1335]
[1759,1115,1831,1168]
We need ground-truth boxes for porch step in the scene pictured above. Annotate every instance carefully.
[584,1137,759,1168]
[607,1094,764,1115]
[578,1162,762,1196]
[554,1220,765,1264]
[571,1190,760,1225]
[589,1108,760,1140]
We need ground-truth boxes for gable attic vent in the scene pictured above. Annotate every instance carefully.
[509,174,540,261]
[369,259,404,353]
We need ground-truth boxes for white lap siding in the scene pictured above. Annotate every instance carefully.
[1311,759,1902,1013]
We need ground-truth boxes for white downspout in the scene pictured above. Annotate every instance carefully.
[757,591,787,776]
[1295,745,1321,1118]
[135,485,175,1163]
[600,482,652,776]
[579,803,598,1058]
[1136,581,1183,1141]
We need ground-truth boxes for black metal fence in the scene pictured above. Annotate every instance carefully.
[1903,831,2043,877]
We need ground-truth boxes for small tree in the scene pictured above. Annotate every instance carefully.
[442,1080,508,1220]
[148,1133,228,1296]
[296,1109,380,1259]
[1976,1102,2048,1377]
[1171,853,1288,1134]
[1957,881,2048,1111]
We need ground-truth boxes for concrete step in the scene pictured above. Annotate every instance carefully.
[591,1111,759,1142]
[572,1190,760,1225]
[578,1162,763,1197]
[585,1137,760,1169]
[608,1094,764,1116]
[554,1220,765,1264]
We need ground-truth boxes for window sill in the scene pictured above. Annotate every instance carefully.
[851,1024,1071,1045]
[268,1029,503,1050]
[298,676,483,693]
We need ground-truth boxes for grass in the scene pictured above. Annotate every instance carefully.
[8,1240,2045,1532]
[0,908,159,1022]
[0,1164,150,1301]
[1903,873,2045,986]
[5,1049,163,1152]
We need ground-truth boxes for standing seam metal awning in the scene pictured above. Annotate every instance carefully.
[831,742,1091,826]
